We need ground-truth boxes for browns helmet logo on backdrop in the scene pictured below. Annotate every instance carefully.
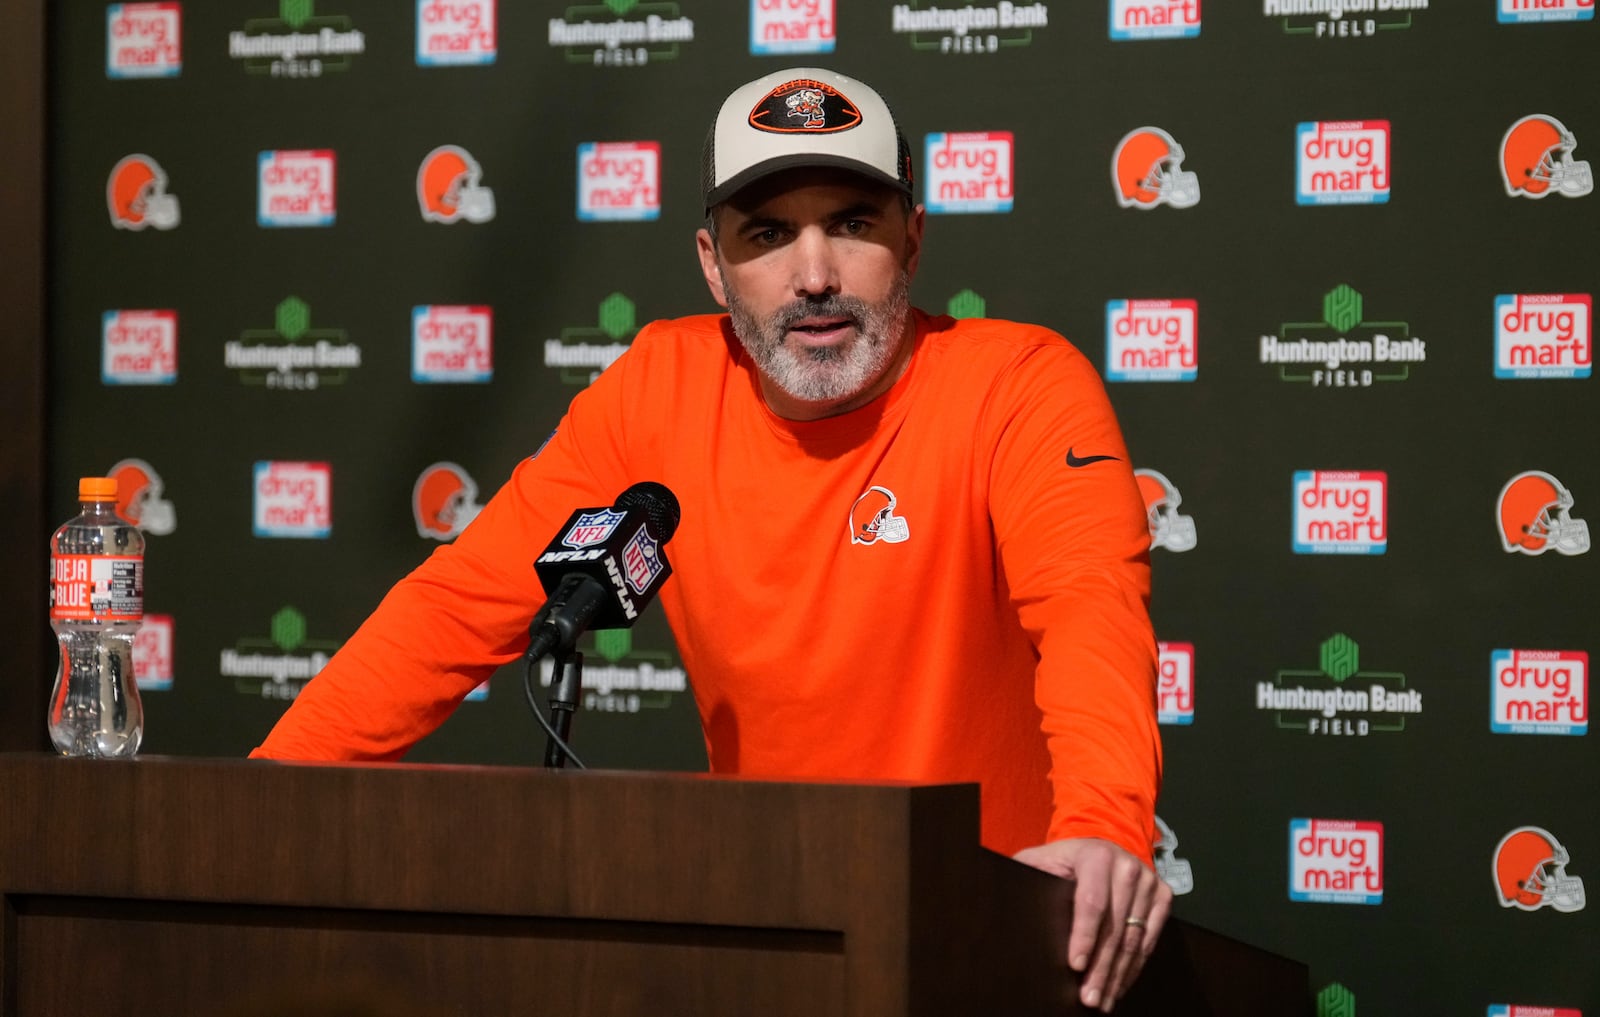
[413,462,483,541]
[107,154,181,230]
[1134,468,1196,551]
[1501,115,1593,199]
[1493,826,1586,913]
[418,145,496,223]
[1497,471,1589,556]
[1112,127,1199,209]
[108,458,176,535]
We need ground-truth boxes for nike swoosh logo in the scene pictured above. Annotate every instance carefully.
[1065,448,1120,468]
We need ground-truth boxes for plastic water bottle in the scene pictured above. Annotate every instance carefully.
[47,476,145,757]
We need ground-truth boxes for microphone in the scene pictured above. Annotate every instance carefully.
[525,481,681,662]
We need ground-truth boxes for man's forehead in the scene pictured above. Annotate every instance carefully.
[717,167,903,220]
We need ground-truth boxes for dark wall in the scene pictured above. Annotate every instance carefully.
[30,3,1600,1013]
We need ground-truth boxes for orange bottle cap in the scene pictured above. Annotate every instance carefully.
[79,477,118,501]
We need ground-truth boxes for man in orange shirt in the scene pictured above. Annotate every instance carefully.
[255,67,1168,1012]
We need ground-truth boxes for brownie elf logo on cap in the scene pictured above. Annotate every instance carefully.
[748,79,862,134]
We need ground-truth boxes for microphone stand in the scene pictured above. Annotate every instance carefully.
[542,648,584,769]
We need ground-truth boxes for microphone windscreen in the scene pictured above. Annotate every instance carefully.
[614,481,681,542]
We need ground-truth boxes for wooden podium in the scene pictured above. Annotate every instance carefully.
[0,755,1305,1016]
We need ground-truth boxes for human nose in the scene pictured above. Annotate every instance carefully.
[790,226,839,297]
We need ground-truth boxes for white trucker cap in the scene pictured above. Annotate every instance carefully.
[702,67,914,212]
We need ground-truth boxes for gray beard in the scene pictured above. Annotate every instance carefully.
[723,270,912,406]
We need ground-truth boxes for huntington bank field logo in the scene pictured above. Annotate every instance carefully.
[1492,649,1588,736]
[1264,0,1428,38]
[1106,299,1197,382]
[413,305,492,382]
[1297,121,1390,205]
[539,629,689,714]
[258,150,335,227]
[1495,293,1592,378]
[1157,641,1194,725]
[751,0,836,54]
[1499,0,1593,22]
[226,297,361,389]
[107,3,181,78]
[253,461,332,539]
[102,310,177,385]
[222,606,342,700]
[1316,983,1356,1017]
[1259,633,1421,736]
[1110,0,1201,40]
[1260,284,1425,387]
[229,0,366,77]
[545,293,637,386]
[891,2,1050,55]
[1292,471,1387,554]
[548,1,697,68]
[925,132,1014,214]
[577,141,661,221]
[417,0,496,65]
[947,289,987,319]
[1290,819,1383,904]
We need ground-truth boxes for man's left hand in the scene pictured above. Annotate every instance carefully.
[1012,836,1172,1013]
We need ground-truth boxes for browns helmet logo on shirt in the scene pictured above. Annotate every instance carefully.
[749,78,863,135]
[849,486,909,545]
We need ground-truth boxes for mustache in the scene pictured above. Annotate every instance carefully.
[771,295,871,333]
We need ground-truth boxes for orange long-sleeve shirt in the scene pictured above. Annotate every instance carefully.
[254,311,1162,861]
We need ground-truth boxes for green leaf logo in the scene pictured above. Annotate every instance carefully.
[593,629,631,664]
[276,297,310,341]
[271,607,307,652]
[604,0,639,14]
[1319,634,1359,683]
[946,289,987,320]
[280,0,312,29]
[1323,285,1363,334]
[1316,982,1355,1017]
[598,293,636,340]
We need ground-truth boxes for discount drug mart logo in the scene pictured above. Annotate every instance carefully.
[413,305,492,383]
[102,310,176,385]
[1495,294,1591,379]
[1491,649,1588,736]
[1289,819,1383,905]
[1297,120,1390,205]
[253,461,331,539]
[577,142,661,221]
[1292,470,1386,554]
[416,0,495,65]
[1109,0,1200,40]
[258,150,335,227]
[891,2,1050,55]
[751,0,836,54]
[107,3,181,78]
[133,614,174,691]
[1105,299,1197,382]
[1499,0,1593,22]
[1157,641,1194,725]
[925,132,1014,214]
